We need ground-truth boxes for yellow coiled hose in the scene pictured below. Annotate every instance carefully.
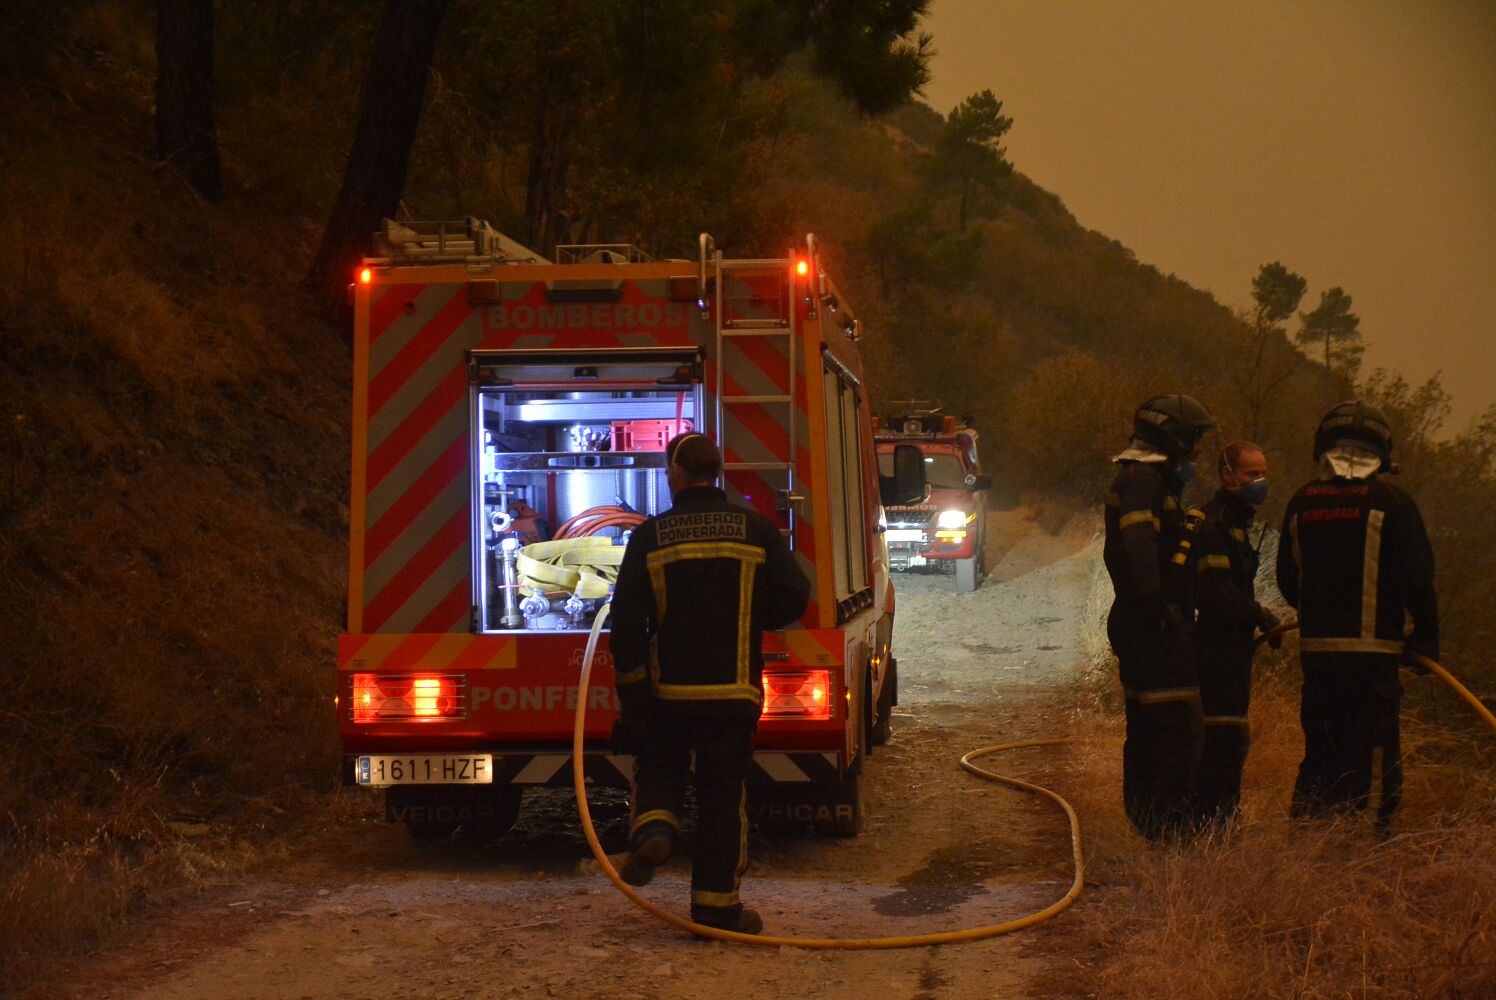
[516,538,623,599]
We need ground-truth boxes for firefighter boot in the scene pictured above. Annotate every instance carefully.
[619,821,675,887]
[690,904,763,936]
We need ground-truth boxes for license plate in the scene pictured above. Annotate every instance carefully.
[356,754,493,786]
[886,529,926,542]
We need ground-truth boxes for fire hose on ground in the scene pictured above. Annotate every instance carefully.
[572,608,1494,948]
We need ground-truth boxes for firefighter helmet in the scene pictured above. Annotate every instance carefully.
[1132,394,1219,459]
[1313,400,1393,466]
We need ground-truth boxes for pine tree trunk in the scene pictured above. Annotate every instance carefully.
[522,72,576,257]
[155,0,222,202]
[303,0,450,320]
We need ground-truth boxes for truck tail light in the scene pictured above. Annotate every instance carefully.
[761,669,833,720]
[350,674,465,723]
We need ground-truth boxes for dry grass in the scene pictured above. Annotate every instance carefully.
[1033,659,1496,999]
[0,11,356,987]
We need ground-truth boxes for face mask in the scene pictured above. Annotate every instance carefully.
[1175,459,1198,485]
[1234,478,1269,507]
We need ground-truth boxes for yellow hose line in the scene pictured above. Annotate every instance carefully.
[572,604,1087,948]
[1259,620,1496,734]
[1410,653,1496,732]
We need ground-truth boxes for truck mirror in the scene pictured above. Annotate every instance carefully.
[879,443,925,506]
[965,474,992,491]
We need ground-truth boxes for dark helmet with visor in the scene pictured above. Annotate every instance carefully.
[1313,400,1393,467]
[1132,394,1219,459]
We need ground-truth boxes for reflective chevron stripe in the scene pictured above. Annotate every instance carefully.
[353,268,825,633]
[353,276,697,634]
[452,751,844,787]
[754,753,819,782]
[338,632,518,672]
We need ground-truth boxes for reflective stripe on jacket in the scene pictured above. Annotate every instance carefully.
[609,486,811,717]
[1275,476,1438,659]
[1104,460,1189,611]
[1194,489,1260,634]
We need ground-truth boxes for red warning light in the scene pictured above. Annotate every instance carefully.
[350,673,462,722]
[359,267,372,284]
[795,258,809,277]
[760,669,833,720]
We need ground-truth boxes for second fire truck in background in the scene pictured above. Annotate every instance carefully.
[876,406,991,593]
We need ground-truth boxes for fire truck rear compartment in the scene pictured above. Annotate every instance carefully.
[472,353,702,632]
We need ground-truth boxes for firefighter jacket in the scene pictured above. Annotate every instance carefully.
[1193,489,1261,636]
[1275,475,1438,662]
[1104,460,1192,619]
[609,486,811,719]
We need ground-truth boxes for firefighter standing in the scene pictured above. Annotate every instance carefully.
[1190,441,1280,825]
[1276,402,1438,829]
[608,433,810,934]
[1104,394,1218,841]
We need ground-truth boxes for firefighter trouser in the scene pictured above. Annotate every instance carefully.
[630,714,756,914]
[1193,631,1253,824]
[1109,602,1203,842]
[1291,655,1403,826]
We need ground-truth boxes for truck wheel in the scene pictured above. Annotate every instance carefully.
[752,812,810,838]
[813,706,867,837]
[393,786,522,839]
[812,765,864,837]
[468,787,523,836]
[956,554,980,593]
[404,818,460,839]
[871,656,896,746]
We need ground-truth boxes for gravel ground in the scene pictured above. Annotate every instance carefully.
[32,509,1102,1000]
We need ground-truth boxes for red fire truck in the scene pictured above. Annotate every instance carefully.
[875,406,991,593]
[340,219,923,838]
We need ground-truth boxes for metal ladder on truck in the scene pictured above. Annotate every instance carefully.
[702,234,802,547]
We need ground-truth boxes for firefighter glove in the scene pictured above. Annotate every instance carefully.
[1256,605,1283,649]
[1401,643,1436,676]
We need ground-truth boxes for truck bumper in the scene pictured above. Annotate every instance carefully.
[343,749,846,789]
[886,532,974,567]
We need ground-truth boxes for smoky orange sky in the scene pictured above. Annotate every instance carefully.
[921,0,1495,430]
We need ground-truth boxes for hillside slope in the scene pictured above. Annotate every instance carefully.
[2,14,352,976]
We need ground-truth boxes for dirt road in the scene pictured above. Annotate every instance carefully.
[36,510,1099,1000]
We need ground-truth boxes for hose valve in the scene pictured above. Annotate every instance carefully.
[519,589,550,623]
[498,536,523,628]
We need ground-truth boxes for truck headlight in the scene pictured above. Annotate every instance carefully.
[936,509,968,529]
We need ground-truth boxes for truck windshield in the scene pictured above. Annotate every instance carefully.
[877,450,967,490]
[921,454,967,489]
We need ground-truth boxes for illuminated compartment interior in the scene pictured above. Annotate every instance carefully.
[472,354,702,632]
